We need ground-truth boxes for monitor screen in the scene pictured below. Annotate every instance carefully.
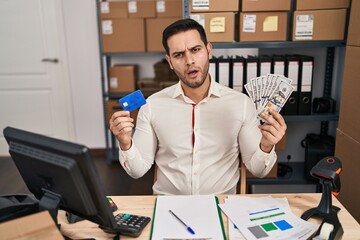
[3,127,119,233]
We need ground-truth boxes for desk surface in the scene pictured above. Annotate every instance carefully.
[58,193,360,239]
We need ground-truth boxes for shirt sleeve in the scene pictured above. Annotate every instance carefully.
[238,96,277,178]
[118,102,156,179]
[247,145,277,178]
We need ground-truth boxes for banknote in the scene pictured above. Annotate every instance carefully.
[244,74,294,122]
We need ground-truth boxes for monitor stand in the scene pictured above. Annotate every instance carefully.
[39,189,61,226]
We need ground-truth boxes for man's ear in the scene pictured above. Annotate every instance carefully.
[165,55,174,70]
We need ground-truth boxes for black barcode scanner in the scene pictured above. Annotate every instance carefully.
[301,156,343,240]
[311,157,341,195]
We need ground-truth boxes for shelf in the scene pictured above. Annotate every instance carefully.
[212,40,346,49]
[98,0,345,163]
[103,51,165,57]
[105,93,129,98]
[106,92,155,99]
[284,114,339,122]
[106,91,340,121]
[247,162,312,184]
[102,41,346,56]
[247,162,320,194]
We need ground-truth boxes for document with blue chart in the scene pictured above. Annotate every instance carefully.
[219,196,319,240]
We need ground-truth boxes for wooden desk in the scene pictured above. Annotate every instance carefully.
[58,194,360,239]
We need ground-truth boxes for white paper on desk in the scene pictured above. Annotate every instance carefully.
[226,196,289,240]
[219,196,319,240]
[228,218,246,240]
[151,195,225,240]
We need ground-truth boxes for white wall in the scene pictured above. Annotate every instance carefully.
[61,0,105,148]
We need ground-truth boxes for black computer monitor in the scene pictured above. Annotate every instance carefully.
[3,126,119,234]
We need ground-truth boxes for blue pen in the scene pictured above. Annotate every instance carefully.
[169,210,195,235]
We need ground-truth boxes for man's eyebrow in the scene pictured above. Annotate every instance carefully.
[190,44,202,50]
[171,45,203,57]
[171,49,185,57]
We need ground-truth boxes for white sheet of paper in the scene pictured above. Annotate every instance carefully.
[220,196,319,240]
[151,195,225,240]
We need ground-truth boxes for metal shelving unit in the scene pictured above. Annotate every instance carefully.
[182,0,343,135]
[97,0,345,163]
[181,0,345,191]
[96,1,114,164]
[212,40,346,49]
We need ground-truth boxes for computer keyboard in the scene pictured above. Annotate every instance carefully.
[115,213,151,237]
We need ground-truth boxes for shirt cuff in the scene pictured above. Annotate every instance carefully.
[256,145,276,166]
[119,143,136,164]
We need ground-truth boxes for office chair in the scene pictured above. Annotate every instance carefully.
[239,160,247,194]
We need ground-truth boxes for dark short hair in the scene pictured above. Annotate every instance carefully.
[162,18,208,55]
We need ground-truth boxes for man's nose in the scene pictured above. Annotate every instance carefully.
[184,52,195,65]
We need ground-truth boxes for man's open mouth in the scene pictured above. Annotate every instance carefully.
[187,69,199,78]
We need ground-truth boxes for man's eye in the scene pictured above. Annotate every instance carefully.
[174,53,183,58]
[192,47,200,52]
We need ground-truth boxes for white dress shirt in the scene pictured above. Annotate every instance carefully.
[119,80,277,195]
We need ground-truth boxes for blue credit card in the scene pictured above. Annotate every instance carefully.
[119,90,146,112]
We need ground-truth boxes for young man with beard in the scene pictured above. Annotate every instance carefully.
[109,18,287,195]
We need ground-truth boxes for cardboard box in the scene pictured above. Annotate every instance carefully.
[292,9,347,41]
[101,18,145,52]
[156,0,182,18]
[106,99,139,126]
[241,0,291,12]
[239,12,288,42]
[146,17,181,52]
[191,12,237,42]
[108,65,138,93]
[295,0,350,10]
[153,59,178,81]
[138,78,162,96]
[0,211,63,240]
[335,129,360,223]
[128,0,156,18]
[100,1,128,19]
[190,0,239,12]
[138,78,161,89]
[338,46,360,143]
[347,0,360,47]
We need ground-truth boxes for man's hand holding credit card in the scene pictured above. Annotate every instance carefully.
[109,90,147,151]
[119,90,147,112]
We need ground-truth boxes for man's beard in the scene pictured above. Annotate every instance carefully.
[173,61,210,89]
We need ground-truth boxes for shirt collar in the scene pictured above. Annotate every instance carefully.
[171,74,221,100]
